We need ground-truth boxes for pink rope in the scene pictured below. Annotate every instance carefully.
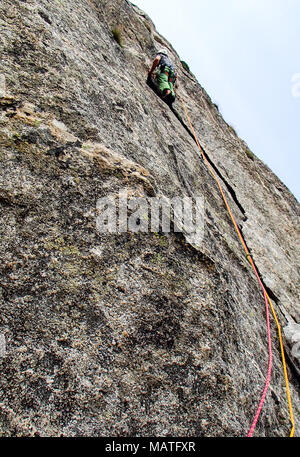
[247,289,273,437]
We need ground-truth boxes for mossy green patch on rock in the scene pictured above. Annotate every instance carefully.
[43,237,80,256]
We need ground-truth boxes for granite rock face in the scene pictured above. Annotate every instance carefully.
[0,0,299,437]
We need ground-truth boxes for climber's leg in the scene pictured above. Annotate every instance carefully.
[157,72,170,97]
[164,92,176,106]
[168,81,175,97]
[163,81,176,105]
[156,73,176,105]
[162,88,171,98]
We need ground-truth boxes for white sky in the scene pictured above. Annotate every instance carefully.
[133,0,300,201]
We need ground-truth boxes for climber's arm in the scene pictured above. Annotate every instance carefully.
[148,56,161,76]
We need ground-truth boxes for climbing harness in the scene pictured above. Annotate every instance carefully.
[177,94,295,437]
[162,65,177,84]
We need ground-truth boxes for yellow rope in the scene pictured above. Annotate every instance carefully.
[178,94,295,437]
[265,293,295,437]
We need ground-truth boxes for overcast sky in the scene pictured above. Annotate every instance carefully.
[133,0,300,202]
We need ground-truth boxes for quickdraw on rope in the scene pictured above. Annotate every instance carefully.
[178,94,295,437]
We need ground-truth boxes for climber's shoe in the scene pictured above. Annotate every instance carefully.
[164,92,176,106]
[147,73,175,106]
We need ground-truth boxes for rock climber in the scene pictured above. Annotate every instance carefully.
[148,48,178,105]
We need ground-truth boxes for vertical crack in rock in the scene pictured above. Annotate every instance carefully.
[170,106,247,217]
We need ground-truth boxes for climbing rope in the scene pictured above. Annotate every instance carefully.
[178,94,295,437]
